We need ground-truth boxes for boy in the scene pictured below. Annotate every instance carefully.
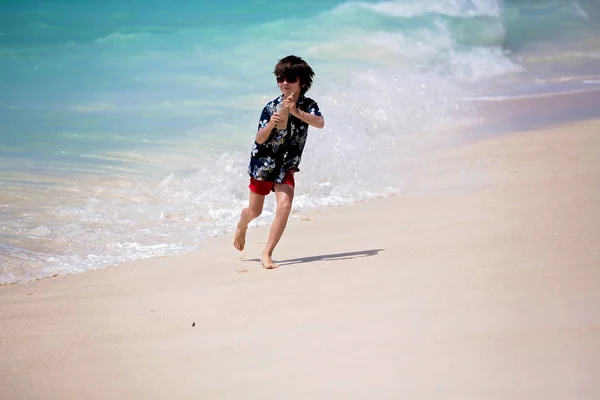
[233,55,325,269]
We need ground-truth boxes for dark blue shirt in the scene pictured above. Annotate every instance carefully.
[248,94,322,182]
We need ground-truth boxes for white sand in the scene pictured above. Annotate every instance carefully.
[1,119,599,399]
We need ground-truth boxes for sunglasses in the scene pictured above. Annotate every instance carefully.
[276,75,298,84]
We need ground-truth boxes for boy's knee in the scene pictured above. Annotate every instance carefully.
[247,207,262,220]
[277,202,292,217]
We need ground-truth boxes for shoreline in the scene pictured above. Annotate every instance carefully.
[3,86,600,285]
[1,117,599,399]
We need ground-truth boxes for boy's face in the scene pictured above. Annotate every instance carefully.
[276,74,302,97]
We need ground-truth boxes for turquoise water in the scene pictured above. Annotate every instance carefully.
[1,0,599,283]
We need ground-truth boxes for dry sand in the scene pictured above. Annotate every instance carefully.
[1,119,599,399]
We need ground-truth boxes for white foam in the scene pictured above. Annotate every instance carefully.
[570,1,589,18]
[335,0,502,18]
[94,31,147,43]
[68,102,119,113]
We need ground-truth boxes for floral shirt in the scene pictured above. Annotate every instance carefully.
[248,94,322,182]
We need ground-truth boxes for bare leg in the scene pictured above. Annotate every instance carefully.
[233,190,265,251]
[262,183,294,269]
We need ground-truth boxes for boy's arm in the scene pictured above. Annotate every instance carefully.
[289,104,325,129]
[255,113,282,144]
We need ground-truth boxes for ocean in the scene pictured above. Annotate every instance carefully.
[1,0,599,284]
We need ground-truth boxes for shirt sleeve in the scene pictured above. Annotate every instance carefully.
[257,105,272,131]
[306,100,322,117]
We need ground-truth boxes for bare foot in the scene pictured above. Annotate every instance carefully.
[233,224,247,251]
[261,254,279,270]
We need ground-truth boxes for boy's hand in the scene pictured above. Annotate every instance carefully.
[269,112,283,126]
[281,93,296,111]
[282,93,298,115]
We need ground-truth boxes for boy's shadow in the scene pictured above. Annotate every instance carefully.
[243,249,384,267]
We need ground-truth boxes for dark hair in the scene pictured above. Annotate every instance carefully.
[273,55,315,96]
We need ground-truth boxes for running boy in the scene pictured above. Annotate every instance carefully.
[233,55,325,269]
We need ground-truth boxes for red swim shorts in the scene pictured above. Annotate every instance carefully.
[249,170,295,195]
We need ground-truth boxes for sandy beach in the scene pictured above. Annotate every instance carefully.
[1,118,599,399]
